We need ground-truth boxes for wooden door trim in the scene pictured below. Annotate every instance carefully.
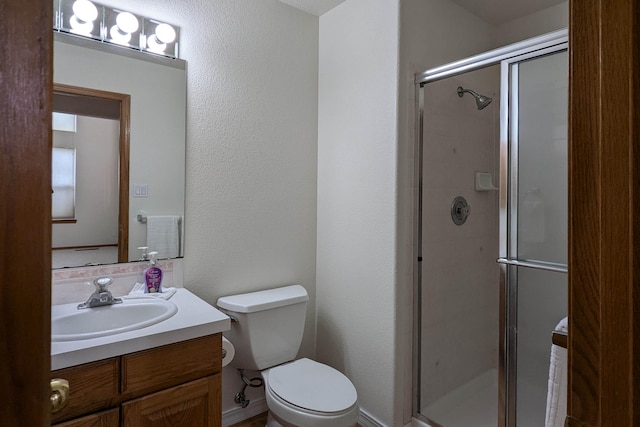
[0,0,52,425]
[53,83,131,263]
[568,0,640,425]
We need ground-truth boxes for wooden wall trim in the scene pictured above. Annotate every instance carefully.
[633,5,640,424]
[569,0,640,425]
[119,95,130,263]
[0,0,52,425]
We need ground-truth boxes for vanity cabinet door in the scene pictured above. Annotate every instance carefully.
[53,408,119,427]
[51,358,120,424]
[121,375,221,427]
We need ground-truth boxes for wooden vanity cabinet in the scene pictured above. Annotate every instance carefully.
[52,334,222,427]
[54,409,120,427]
[122,376,220,426]
[51,358,120,423]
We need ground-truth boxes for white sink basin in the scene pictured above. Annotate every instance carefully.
[52,298,178,342]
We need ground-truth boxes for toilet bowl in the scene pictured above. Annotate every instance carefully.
[262,358,359,427]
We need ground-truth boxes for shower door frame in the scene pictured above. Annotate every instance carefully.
[413,30,568,427]
[498,45,569,427]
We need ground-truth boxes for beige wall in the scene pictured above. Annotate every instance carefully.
[317,0,399,425]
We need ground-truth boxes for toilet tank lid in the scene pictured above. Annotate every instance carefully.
[216,285,309,313]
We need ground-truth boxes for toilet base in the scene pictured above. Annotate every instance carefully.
[265,409,358,427]
[265,412,285,427]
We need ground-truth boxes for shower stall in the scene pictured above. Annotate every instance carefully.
[414,31,568,427]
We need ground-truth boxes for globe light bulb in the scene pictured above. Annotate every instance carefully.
[72,0,98,23]
[155,23,176,44]
[116,12,138,34]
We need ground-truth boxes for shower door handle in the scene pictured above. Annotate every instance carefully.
[496,258,567,273]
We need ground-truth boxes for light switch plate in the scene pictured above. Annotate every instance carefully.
[133,184,148,198]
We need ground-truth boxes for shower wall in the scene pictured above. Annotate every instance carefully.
[420,66,500,407]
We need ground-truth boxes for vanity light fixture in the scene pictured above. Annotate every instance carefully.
[53,0,180,58]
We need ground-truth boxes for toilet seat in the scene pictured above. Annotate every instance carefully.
[267,358,358,414]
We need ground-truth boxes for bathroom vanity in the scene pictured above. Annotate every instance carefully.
[50,289,230,426]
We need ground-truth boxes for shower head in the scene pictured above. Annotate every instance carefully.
[457,86,493,110]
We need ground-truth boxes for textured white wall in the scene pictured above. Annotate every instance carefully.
[492,2,568,47]
[78,0,320,418]
[317,1,399,425]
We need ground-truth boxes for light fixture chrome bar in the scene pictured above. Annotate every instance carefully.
[496,258,568,273]
[54,32,185,69]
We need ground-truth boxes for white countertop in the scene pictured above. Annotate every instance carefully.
[51,288,230,370]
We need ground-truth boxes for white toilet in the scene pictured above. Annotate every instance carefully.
[217,285,359,427]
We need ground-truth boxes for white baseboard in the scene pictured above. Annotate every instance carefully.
[358,408,386,427]
[222,397,268,427]
[407,416,435,427]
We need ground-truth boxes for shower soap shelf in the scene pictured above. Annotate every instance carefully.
[475,172,498,191]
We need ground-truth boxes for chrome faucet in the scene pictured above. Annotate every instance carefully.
[77,277,123,309]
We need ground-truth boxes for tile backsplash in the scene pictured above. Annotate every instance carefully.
[52,258,183,305]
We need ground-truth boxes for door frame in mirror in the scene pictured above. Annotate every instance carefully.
[53,83,131,262]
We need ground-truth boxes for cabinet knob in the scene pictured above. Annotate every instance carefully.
[50,378,70,413]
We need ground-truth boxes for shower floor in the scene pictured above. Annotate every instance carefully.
[420,369,498,427]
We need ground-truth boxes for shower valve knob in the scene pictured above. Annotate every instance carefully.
[451,196,471,225]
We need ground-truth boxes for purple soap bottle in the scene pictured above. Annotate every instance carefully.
[144,251,163,293]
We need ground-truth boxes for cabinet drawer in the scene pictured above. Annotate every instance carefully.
[121,375,220,427]
[51,358,120,424]
[121,334,221,398]
[53,408,119,427]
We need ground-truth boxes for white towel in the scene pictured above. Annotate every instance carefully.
[146,215,181,259]
[545,317,568,427]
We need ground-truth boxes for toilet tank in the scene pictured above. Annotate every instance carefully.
[216,285,309,371]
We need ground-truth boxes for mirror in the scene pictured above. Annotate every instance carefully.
[52,33,186,268]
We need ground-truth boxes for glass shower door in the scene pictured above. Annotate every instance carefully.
[500,48,568,427]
